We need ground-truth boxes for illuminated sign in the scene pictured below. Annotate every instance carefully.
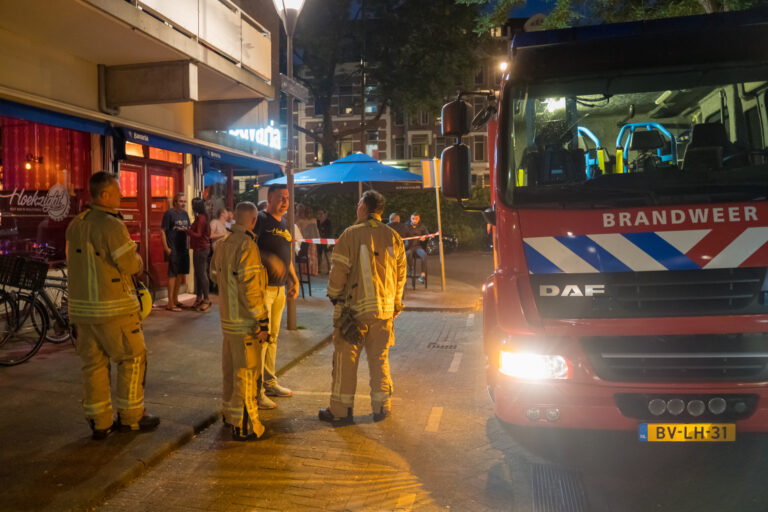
[228,121,281,150]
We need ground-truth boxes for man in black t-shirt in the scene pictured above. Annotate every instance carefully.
[161,193,190,311]
[254,184,300,409]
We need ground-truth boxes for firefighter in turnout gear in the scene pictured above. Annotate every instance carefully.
[319,190,407,424]
[66,172,160,440]
[210,201,271,440]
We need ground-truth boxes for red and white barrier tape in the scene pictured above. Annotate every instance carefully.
[297,232,439,245]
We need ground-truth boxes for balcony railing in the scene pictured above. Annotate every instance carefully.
[133,0,271,82]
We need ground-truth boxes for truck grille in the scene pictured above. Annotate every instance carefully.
[601,268,766,317]
[581,333,768,382]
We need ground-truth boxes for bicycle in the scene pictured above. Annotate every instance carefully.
[30,246,72,344]
[0,257,50,366]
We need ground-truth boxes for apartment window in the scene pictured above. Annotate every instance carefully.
[338,85,357,115]
[395,138,405,159]
[411,134,430,158]
[394,111,405,126]
[474,135,486,161]
[434,136,448,156]
[419,111,429,126]
[365,85,378,113]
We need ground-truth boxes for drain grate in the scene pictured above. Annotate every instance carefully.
[427,341,457,349]
[530,463,589,512]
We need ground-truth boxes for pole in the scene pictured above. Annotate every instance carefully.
[434,158,446,291]
[286,30,297,330]
[359,0,366,153]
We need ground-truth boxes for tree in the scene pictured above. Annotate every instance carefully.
[458,0,768,33]
[293,0,485,164]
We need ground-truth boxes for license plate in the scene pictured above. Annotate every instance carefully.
[639,423,735,442]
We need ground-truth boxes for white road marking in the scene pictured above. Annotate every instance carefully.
[466,313,475,327]
[448,352,463,373]
[395,493,416,511]
[425,407,443,432]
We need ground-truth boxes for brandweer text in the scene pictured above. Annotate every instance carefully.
[603,206,758,228]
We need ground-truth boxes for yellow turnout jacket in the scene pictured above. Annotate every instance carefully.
[210,224,269,335]
[327,215,407,322]
[66,204,142,324]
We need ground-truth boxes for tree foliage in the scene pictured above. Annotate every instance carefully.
[293,0,485,164]
[458,0,768,33]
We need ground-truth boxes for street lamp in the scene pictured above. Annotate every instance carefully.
[273,0,305,330]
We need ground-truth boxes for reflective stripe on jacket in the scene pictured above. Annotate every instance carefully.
[66,205,143,324]
[210,224,269,335]
[327,216,407,321]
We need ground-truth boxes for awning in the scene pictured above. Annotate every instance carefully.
[0,99,108,135]
[119,127,201,155]
[202,149,283,177]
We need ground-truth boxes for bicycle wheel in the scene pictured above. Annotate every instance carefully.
[0,290,18,346]
[41,284,70,344]
[0,294,48,366]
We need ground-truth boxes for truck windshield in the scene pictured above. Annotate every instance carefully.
[499,77,768,209]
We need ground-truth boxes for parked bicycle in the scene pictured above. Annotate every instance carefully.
[0,256,51,366]
[32,246,72,344]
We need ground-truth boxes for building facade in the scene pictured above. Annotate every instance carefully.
[293,42,511,186]
[0,0,284,290]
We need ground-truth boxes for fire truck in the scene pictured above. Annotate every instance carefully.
[440,9,768,442]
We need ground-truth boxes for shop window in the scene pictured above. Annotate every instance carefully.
[125,141,144,158]
[119,170,139,198]
[0,116,91,258]
[0,116,90,193]
[149,147,183,164]
[150,175,175,199]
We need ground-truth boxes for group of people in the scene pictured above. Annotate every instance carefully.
[66,171,407,442]
[159,195,234,313]
[387,211,430,283]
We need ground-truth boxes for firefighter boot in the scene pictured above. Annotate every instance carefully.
[118,412,160,433]
[318,407,354,426]
[89,419,117,440]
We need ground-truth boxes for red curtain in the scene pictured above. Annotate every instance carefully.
[1,116,91,194]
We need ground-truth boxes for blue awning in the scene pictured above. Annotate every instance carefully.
[120,128,202,156]
[202,149,283,177]
[0,99,108,135]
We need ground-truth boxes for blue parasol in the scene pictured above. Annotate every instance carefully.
[265,153,422,185]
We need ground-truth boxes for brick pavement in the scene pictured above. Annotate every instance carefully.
[97,310,529,512]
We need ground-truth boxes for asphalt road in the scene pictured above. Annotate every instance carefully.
[96,278,768,511]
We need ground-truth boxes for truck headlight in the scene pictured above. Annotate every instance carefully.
[498,351,572,380]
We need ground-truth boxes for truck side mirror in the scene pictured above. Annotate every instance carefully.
[441,144,471,200]
[441,100,472,136]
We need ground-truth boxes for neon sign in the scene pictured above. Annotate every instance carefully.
[228,121,281,150]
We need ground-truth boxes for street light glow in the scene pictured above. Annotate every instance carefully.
[499,61,509,72]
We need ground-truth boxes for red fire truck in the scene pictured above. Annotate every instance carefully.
[441,9,768,442]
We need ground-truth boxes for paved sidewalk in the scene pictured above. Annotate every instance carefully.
[0,296,333,512]
[0,252,487,511]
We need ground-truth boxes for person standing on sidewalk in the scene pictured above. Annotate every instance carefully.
[66,171,160,440]
[188,198,212,312]
[319,190,407,424]
[160,192,190,311]
[209,201,271,440]
[254,184,300,409]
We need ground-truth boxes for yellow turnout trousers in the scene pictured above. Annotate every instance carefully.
[74,314,146,430]
[222,332,266,438]
[330,317,394,418]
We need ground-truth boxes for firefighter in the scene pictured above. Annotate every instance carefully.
[210,201,270,440]
[319,190,407,424]
[66,171,160,440]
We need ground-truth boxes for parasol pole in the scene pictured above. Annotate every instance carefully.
[434,158,446,291]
